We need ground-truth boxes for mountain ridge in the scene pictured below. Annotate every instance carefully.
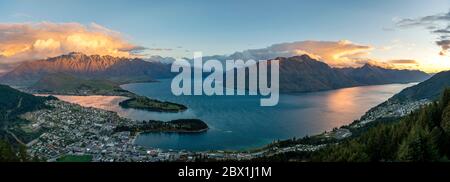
[0,52,174,86]
[390,70,450,102]
[275,55,360,92]
[270,55,429,92]
[338,63,430,85]
[0,53,430,93]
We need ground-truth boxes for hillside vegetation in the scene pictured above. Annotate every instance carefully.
[391,71,450,102]
[31,73,132,96]
[0,85,51,161]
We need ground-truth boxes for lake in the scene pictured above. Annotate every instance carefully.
[46,81,415,151]
[121,80,416,151]
[40,95,197,122]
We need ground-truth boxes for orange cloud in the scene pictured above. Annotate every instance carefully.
[0,22,143,66]
[387,59,418,64]
[207,40,426,71]
[283,40,373,67]
[355,59,420,70]
[218,40,374,68]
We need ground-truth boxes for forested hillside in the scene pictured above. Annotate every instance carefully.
[0,85,52,161]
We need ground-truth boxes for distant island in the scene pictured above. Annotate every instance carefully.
[119,96,187,113]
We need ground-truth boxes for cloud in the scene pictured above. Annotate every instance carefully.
[350,59,419,70]
[437,39,450,55]
[144,55,176,64]
[148,48,173,51]
[433,25,450,34]
[200,40,373,68]
[396,11,450,28]
[382,27,395,31]
[396,10,450,56]
[383,59,420,70]
[10,13,33,19]
[387,59,418,64]
[0,22,144,72]
[194,40,423,70]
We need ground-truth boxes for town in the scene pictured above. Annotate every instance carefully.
[354,99,431,128]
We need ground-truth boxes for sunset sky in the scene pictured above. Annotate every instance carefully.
[0,0,449,73]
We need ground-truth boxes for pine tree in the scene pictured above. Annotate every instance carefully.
[0,140,19,162]
[440,88,450,110]
[18,145,29,162]
[441,104,450,133]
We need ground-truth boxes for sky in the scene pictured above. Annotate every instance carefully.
[0,0,449,73]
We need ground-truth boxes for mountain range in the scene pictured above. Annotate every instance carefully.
[338,63,430,85]
[231,55,430,93]
[0,53,430,93]
[275,55,359,92]
[0,52,174,86]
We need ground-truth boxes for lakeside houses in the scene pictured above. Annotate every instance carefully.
[354,99,431,128]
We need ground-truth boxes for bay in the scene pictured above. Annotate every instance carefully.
[120,80,415,151]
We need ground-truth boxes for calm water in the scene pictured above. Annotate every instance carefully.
[114,80,416,151]
[42,95,196,121]
[45,81,415,151]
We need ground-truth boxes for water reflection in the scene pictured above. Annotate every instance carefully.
[36,95,196,121]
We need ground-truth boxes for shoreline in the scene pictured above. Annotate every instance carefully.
[35,82,418,155]
[131,127,209,145]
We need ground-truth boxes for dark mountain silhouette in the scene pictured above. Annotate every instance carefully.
[276,55,359,92]
[338,63,430,85]
[227,55,430,93]
[391,70,450,102]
